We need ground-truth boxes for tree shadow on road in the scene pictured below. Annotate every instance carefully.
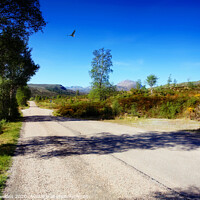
[14,115,200,199]
[15,128,200,159]
[23,115,81,122]
[152,186,200,199]
[17,115,200,158]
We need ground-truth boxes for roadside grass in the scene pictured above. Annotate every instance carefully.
[0,120,22,198]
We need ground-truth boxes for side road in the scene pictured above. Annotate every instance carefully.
[3,101,200,199]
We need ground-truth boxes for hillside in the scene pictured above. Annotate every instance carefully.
[28,84,75,97]
[177,80,200,87]
[160,80,200,89]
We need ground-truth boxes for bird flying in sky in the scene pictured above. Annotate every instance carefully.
[68,30,75,37]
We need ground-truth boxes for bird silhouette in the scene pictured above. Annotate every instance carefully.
[68,30,75,37]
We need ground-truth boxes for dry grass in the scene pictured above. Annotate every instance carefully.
[105,117,200,132]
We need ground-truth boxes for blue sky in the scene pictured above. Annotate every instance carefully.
[29,0,200,87]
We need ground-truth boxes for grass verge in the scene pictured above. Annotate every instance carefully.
[0,120,22,198]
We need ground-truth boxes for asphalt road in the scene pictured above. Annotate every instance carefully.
[3,101,200,199]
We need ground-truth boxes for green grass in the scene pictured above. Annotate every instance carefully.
[0,120,22,198]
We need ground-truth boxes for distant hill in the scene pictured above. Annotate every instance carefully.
[28,84,75,97]
[65,86,91,94]
[116,80,137,91]
[28,80,200,98]
[65,80,138,93]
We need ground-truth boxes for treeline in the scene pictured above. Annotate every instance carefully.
[0,0,46,121]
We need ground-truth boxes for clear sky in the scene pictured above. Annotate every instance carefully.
[29,0,200,87]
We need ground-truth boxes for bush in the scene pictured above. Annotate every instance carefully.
[186,97,198,107]
[35,95,42,102]
[101,105,113,119]
[0,119,6,134]
[57,101,114,119]
[112,100,122,116]
[16,86,31,106]
[159,101,182,119]
[130,103,138,116]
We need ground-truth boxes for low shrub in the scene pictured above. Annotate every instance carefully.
[57,101,114,119]
[186,97,198,107]
[36,87,200,120]
[130,103,139,116]
[0,120,6,134]
[112,100,122,116]
[159,101,183,119]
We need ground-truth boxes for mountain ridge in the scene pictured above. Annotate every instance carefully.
[28,84,75,97]
[28,80,138,97]
[29,80,200,97]
[116,80,137,91]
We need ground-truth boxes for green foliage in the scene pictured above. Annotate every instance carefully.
[0,0,46,37]
[0,30,39,120]
[88,87,101,100]
[76,90,80,96]
[57,101,114,119]
[36,81,200,121]
[16,86,31,106]
[89,84,116,100]
[0,0,46,121]
[0,119,7,134]
[173,79,177,87]
[0,31,40,86]
[89,48,113,100]
[186,97,197,107]
[159,101,183,119]
[154,87,175,96]
[136,79,142,89]
[146,74,158,94]
[187,81,195,89]
[0,120,22,196]
[112,100,122,116]
[0,79,20,121]
[0,79,11,120]
[69,97,74,104]
[35,95,42,102]
[167,74,172,87]
[130,103,138,116]
[146,74,158,88]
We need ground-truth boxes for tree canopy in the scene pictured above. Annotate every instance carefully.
[0,0,45,120]
[0,31,39,86]
[89,48,114,100]
[0,30,39,120]
[0,0,46,37]
[146,74,158,94]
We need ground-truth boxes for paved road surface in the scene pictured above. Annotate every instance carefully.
[3,101,200,199]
